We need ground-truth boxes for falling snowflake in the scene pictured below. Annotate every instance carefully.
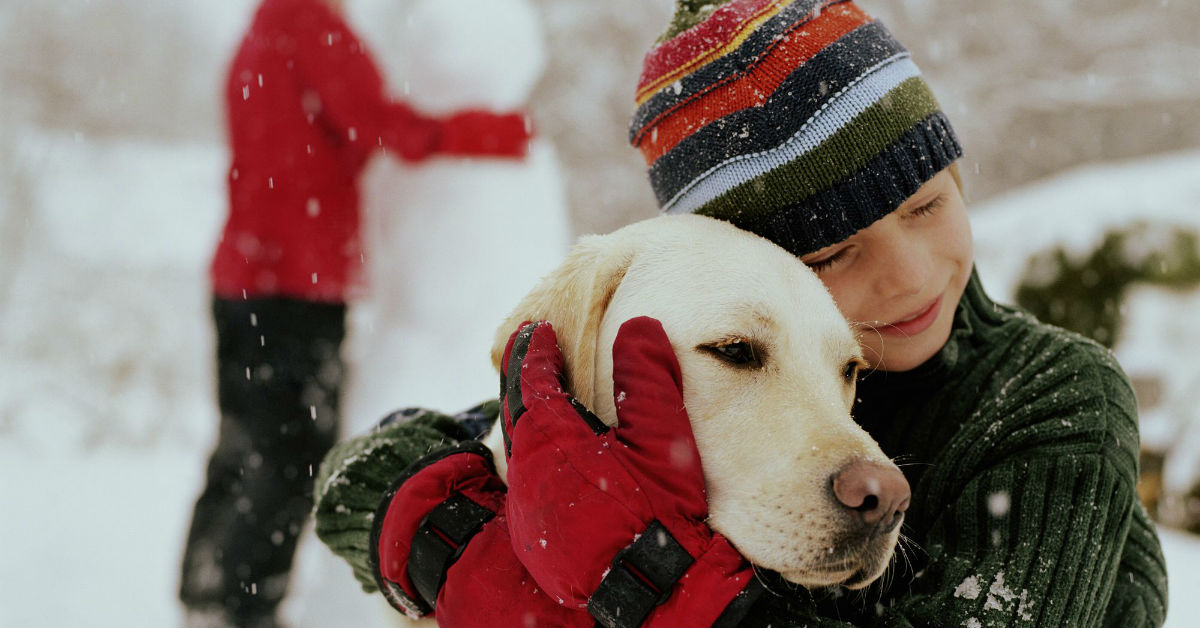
[988,492,1011,517]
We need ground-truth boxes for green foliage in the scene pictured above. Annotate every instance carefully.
[660,1,722,41]
[1015,222,1200,348]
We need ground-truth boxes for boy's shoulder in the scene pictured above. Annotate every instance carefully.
[988,301,1131,396]
[958,303,1139,460]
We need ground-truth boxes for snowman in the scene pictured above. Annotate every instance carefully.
[283,2,569,625]
[343,0,570,433]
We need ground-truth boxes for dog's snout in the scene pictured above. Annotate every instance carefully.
[832,460,911,531]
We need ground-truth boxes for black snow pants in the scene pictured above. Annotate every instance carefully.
[180,296,345,627]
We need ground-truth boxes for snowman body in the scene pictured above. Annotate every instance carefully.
[343,0,570,430]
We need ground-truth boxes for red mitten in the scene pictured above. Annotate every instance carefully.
[385,102,444,162]
[500,318,763,628]
[369,441,590,627]
[438,110,532,158]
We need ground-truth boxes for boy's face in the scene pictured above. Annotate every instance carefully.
[799,168,974,372]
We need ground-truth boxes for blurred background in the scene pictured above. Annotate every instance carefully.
[1,0,1198,626]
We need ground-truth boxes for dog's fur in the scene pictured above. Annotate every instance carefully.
[484,214,902,589]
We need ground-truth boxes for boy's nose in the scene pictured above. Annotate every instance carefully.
[874,235,931,300]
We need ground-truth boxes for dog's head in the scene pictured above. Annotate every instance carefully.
[491,214,908,590]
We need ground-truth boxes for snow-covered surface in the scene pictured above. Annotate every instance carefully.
[1,1,1199,626]
[970,149,1200,300]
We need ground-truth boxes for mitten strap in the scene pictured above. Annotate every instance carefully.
[588,520,765,628]
[711,579,764,628]
[588,520,693,628]
[409,493,495,607]
[369,440,499,617]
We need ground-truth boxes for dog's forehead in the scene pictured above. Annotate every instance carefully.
[617,229,849,340]
[636,225,828,297]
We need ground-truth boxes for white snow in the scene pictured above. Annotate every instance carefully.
[982,571,1019,613]
[1,2,1199,627]
[970,149,1200,301]
[954,575,981,600]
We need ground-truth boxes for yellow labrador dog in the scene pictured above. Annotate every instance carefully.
[483,214,909,590]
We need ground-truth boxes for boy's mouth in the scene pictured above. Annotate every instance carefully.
[880,296,941,337]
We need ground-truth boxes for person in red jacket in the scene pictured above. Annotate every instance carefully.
[178,0,531,625]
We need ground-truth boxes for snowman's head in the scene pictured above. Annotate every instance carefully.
[396,0,546,111]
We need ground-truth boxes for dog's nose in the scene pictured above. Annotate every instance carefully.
[832,460,910,531]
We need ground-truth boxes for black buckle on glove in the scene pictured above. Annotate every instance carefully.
[409,493,495,608]
[588,520,694,628]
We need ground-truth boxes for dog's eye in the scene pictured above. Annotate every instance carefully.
[842,360,860,383]
[700,340,763,368]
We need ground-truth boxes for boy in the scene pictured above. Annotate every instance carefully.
[312,1,1168,626]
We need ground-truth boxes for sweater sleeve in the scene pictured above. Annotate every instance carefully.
[869,341,1167,627]
[312,408,474,592]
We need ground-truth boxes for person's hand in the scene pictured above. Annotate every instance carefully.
[369,440,590,627]
[438,110,532,158]
[500,318,762,628]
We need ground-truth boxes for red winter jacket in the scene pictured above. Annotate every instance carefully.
[211,0,529,301]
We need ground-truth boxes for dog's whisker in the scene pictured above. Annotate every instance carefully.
[889,453,931,472]
[849,321,887,375]
[872,564,894,609]
[895,539,915,577]
[898,527,924,556]
[896,529,927,573]
[853,317,916,343]
[751,564,791,598]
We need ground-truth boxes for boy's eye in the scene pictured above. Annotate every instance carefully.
[907,193,946,218]
[805,249,847,273]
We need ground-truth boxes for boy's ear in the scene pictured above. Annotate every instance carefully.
[491,233,633,410]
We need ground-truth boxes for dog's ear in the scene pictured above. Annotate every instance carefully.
[491,232,633,410]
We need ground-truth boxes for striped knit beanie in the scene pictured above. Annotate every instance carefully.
[630,0,963,256]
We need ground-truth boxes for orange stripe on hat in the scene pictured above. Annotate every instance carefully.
[636,3,869,165]
[635,0,786,105]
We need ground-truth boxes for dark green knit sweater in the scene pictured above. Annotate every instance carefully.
[744,271,1168,627]
[313,271,1168,627]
